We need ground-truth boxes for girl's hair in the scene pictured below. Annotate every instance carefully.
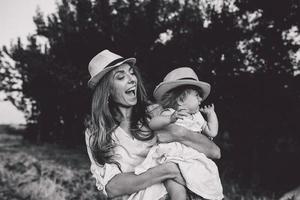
[160,85,203,110]
[87,65,153,166]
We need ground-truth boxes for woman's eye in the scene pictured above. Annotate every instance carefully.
[116,75,124,80]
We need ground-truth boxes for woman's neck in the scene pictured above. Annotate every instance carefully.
[118,106,133,122]
[117,106,133,135]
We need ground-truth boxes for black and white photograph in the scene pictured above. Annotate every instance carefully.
[0,0,299,199]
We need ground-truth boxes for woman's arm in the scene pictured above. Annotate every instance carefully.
[155,124,221,159]
[106,162,183,198]
[149,115,173,130]
[149,109,191,131]
[149,109,186,130]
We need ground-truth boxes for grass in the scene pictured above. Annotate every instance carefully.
[0,125,105,200]
[0,124,279,200]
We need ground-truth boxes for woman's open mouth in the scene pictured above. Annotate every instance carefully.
[125,86,136,97]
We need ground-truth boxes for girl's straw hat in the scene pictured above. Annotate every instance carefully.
[153,67,211,102]
[88,49,136,88]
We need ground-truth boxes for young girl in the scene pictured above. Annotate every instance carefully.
[135,67,224,200]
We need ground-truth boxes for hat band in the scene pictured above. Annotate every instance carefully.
[178,77,197,81]
[104,58,126,69]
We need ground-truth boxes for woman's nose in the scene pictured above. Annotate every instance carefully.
[127,74,135,84]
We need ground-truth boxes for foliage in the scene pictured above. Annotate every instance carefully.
[0,132,105,200]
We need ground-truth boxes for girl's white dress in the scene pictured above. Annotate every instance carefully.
[85,127,168,200]
[134,109,224,200]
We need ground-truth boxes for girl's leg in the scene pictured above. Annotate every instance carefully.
[188,191,206,200]
[164,179,187,200]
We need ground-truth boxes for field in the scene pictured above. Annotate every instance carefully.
[0,125,278,200]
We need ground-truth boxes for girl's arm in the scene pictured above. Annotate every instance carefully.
[201,104,219,138]
[106,162,183,198]
[155,125,221,159]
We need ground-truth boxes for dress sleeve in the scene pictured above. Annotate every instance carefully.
[85,130,121,196]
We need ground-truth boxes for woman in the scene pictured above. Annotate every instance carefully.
[85,49,221,199]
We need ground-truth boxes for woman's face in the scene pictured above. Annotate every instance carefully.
[110,63,138,107]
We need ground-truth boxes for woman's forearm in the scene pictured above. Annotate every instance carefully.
[149,116,172,130]
[106,163,178,198]
[180,132,221,159]
[156,124,221,159]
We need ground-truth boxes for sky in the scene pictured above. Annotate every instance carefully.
[0,0,57,124]
[0,0,57,47]
[0,101,26,124]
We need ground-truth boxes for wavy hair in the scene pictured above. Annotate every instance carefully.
[160,85,203,110]
[87,65,153,166]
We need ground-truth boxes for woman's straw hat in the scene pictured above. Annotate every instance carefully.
[88,49,136,88]
[153,67,211,102]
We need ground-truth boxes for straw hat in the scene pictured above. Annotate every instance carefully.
[153,67,211,102]
[88,49,136,88]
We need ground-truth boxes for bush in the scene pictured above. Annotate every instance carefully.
[0,151,105,200]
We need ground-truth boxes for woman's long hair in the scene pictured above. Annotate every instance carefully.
[87,65,152,166]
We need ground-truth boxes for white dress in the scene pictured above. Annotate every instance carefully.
[135,109,224,200]
[85,127,167,200]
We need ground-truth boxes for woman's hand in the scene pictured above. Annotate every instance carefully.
[155,124,186,143]
[170,109,190,123]
[280,186,300,200]
[164,162,186,186]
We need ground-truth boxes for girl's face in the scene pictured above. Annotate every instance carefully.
[110,63,138,107]
[179,89,202,114]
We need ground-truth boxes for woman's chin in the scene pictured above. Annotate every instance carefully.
[119,100,137,108]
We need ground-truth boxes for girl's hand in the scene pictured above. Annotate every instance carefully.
[200,104,215,115]
[170,109,189,123]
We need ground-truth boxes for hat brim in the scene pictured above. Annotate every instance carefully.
[153,80,211,102]
[88,57,136,88]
